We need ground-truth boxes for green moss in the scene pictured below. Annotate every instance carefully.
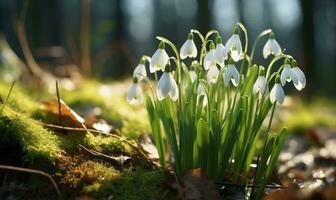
[83,133,132,155]
[282,100,336,133]
[60,79,150,139]
[83,167,168,200]
[0,107,61,168]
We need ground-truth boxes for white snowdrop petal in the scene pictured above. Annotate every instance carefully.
[149,63,158,73]
[270,84,285,104]
[270,39,282,56]
[180,40,190,59]
[293,67,306,90]
[127,83,143,104]
[189,70,197,83]
[263,40,271,59]
[133,64,147,80]
[157,73,171,101]
[207,65,219,83]
[229,34,243,62]
[197,84,205,96]
[215,44,227,68]
[180,39,197,60]
[168,73,179,101]
[150,49,169,72]
[280,65,292,86]
[224,64,239,87]
[204,50,215,70]
[190,40,198,58]
[253,76,267,94]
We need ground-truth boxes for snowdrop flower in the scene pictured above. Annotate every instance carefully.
[189,60,199,82]
[127,77,143,105]
[133,58,147,80]
[225,26,243,62]
[224,59,239,87]
[291,60,306,91]
[207,65,219,84]
[215,36,228,68]
[150,42,169,73]
[189,70,197,82]
[197,83,206,96]
[263,32,282,59]
[203,42,216,70]
[157,64,179,101]
[180,33,197,59]
[270,76,285,104]
[253,66,267,95]
[197,83,208,106]
[280,58,298,86]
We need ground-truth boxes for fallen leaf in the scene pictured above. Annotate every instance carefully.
[180,168,221,200]
[42,97,85,128]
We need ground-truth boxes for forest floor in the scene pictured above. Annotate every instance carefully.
[0,79,336,200]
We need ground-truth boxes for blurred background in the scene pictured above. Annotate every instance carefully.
[0,0,335,96]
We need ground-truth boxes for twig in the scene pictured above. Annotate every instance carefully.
[0,165,63,200]
[0,81,16,113]
[42,123,160,169]
[79,144,130,169]
[55,80,62,125]
[214,181,286,189]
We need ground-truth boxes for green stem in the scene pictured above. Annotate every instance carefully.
[237,23,249,74]
[266,103,276,133]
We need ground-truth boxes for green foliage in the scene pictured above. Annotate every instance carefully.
[129,24,304,197]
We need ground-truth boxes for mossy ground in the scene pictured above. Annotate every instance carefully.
[0,80,168,200]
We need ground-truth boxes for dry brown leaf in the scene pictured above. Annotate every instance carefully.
[180,168,221,200]
[42,97,85,128]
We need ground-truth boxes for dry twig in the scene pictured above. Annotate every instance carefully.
[0,165,63,200]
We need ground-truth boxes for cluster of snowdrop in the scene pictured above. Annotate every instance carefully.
[127,27,305,106]
[126,23,305,198]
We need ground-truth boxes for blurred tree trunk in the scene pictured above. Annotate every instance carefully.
[197,0,210,35]
[300,0,315,97]
[80,0,91,76]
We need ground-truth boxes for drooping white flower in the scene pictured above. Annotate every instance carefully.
[157,71,178,101]
[225,26,243,62]
[263,32,282,59]
[180,33,197,59]
[280,59,298,86]
[253,76,267,95]
[207,65,219,84]
[203,42,216,70]
[197,83,208,106]
[127,78,143,105]
[150,42,169,73]
[133,59,147,80]
[224,63,239,87]
[291,60,306,91]
[197,83,206,96]
[270,77,285,104]
[189,70,197,82]
[214,36,228,68]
